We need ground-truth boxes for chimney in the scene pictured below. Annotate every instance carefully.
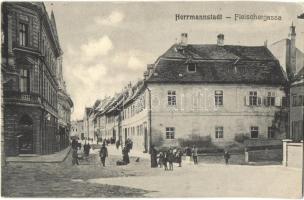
[288,22,297,76]
[217,34,224,46]
[180,33,188,46]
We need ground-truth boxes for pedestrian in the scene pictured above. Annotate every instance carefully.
[71,139,78,150]
[185,146,192,164]
[224,150,230,165]
[84,143,91,158]
[122,146,130,164]
[192,145,198,165]
[99,144,108,167]
[176,149,183,167]
[116,140,120,149]
[163,152,168,171]
[167,149,174,171]
[72,148,79,165]
[150,145,158,168]
[158,152,164,168]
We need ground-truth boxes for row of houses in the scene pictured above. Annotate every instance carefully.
[80,24,303,153]
[1,2,73,156]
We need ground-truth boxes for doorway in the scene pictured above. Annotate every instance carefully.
[18,115,34,154]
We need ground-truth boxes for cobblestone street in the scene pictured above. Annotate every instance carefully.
[2,145,302,198]
[2,147,155,197]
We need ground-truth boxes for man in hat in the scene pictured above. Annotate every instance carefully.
[99,144,108,167]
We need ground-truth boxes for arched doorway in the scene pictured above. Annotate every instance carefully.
[18,115,34,154]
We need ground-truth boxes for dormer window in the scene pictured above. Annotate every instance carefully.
[187,63,196,72]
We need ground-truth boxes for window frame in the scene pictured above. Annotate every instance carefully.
[165,127,175,139]
[266,92,276,106]
[19,22,28,47]
[215,90,223,106]
[249,91,258,106]
[187,63,196,73]
[167,90,177,106]
[20,68,30,93]
[250,126,259,139]
[215,126,224,139]
[268,127,275,139]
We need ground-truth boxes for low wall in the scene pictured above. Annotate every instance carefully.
[283,140,303,168]
[245,149,282,162]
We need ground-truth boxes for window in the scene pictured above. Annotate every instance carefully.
[215,126,224,138]
[165,127,175,139]
[268,127,275,138]
[19,23,28,46]
[187,63,196,72]
[266,92,275,106]
[249,91,257,106]
[250,126,259,138]
[215,90,223,106]
[293,95,304,107]
[20,69,30,93]
[168,90,176,106]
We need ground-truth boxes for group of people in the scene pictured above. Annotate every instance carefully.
[72,137,231,167]
[150,145,231,170]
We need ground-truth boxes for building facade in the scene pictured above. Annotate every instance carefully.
[57,56,73,150]
[71,120,84,139]
[270,24,304,141]
[1,2,72,156]
[93,33,288,153]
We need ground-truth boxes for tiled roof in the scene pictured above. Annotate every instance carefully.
[146,44,286,85]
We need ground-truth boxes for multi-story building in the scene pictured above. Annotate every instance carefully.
[71,120,84,139]
[1,2,72,156]
[96,33,288,153]
[269,23,304,78]
[270,24,304,141]
[57,55,73,150]
[290,68,304,141]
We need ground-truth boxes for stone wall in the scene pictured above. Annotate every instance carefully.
[283,140,303,168]
[245,149,282,162]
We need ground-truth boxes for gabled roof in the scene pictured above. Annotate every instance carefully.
[146,44,287,85]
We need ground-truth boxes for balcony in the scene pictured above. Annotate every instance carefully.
[3,91,41,105]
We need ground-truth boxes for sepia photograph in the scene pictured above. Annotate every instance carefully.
[1,1,304,198]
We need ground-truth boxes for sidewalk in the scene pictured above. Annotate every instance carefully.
[6,147,71,163]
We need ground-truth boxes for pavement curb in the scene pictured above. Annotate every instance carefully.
[6,147,71,164]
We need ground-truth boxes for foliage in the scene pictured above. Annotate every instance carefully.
[178,134,212,148]
[234,133,250,143]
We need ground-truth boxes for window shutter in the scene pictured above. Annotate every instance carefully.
[258,97,262,106]
[275,97,281,107]
[245,96,249,106]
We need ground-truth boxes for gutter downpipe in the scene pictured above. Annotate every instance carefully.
[146,86,152,154]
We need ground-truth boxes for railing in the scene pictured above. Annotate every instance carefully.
[3,91,41,104]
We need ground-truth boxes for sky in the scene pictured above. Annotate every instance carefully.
[45,1,304,120]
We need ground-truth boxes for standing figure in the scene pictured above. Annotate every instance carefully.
[158,152,164,168]
[176,149,183,167]
[224,150,230,165]
[167,149,174,171]
[99,144,108,167]
[192,145,198,165]
[122,146,130,164]
[185,146,192,164]
[71,139,78,150]
[163,152,168,171]
[72,148,79,165]
[150,145,158,168]
[116,140,120,149]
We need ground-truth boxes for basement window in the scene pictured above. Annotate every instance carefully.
[187,63,196,72]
